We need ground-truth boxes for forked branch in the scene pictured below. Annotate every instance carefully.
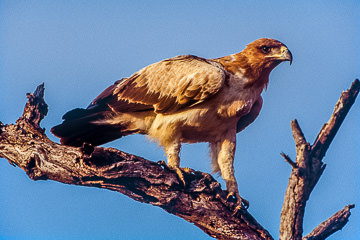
[279,79,359,240]
[1,79,358,240]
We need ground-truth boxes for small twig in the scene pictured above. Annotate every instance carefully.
[280,152,297,169]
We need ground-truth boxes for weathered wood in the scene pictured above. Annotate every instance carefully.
[0,84,272,240]
[1,79,358,240]
[279,126,313,240]
[312,79,360,159]
[279,79,359,240]
[303,204,354,240]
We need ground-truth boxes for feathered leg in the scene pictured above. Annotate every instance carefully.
[164,140,194,186]
[216,130,249,210]
[210,141,221,174]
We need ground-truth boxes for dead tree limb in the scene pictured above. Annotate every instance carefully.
[0,84,272,240]
[0,79,358,240]
[279,79,359,240]
[303,204,355,240]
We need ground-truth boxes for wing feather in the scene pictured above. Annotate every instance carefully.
[113,55,226,114]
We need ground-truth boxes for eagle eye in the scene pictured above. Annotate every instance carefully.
[261,46,271,53]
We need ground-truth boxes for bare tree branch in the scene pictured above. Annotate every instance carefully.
[279,79,359,240]
[280,121,312,240]
[303,204,355,240]
[1,79,358,239]
[0,84,272,240]
[312,79,360,159]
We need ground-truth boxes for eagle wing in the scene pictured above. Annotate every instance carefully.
[97,55,226,114]
[236,97,263,133]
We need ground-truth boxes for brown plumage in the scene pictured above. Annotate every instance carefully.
[52,38,292,208]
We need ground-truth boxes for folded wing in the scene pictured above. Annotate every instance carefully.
[52,55,227,146]
[110,55,226,114]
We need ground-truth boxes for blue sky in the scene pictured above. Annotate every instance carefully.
[0,1,359,239]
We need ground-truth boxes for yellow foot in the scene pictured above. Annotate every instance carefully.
[173,167,186,186]
[157,161,194,187]
[172,166,195,187]
[226,192,249,214]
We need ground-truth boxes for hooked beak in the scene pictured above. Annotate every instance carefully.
[267,45,293,65]
[280,45,293,65]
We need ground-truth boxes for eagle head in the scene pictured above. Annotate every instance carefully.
[244,38,292,71]
[239,38,293,88]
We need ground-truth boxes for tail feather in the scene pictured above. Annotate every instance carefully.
[51,108,125,147]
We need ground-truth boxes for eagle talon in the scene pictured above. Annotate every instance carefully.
[80,142,94,157]
[157,160,169,170]
[157,161,190,186]
[168,166,193,187]
[181,167,195,175]
[227,192,249,212]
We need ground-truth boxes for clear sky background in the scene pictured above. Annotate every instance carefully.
[0,1,359,239]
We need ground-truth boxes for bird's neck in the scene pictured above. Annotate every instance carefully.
[213,53,270,89]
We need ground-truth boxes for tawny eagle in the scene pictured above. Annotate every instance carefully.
[52,38,292,208]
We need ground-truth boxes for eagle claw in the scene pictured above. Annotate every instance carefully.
[157,161,195,186]
[171,166,196,187]
[226,192,249,214]
[157,160,170,170]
